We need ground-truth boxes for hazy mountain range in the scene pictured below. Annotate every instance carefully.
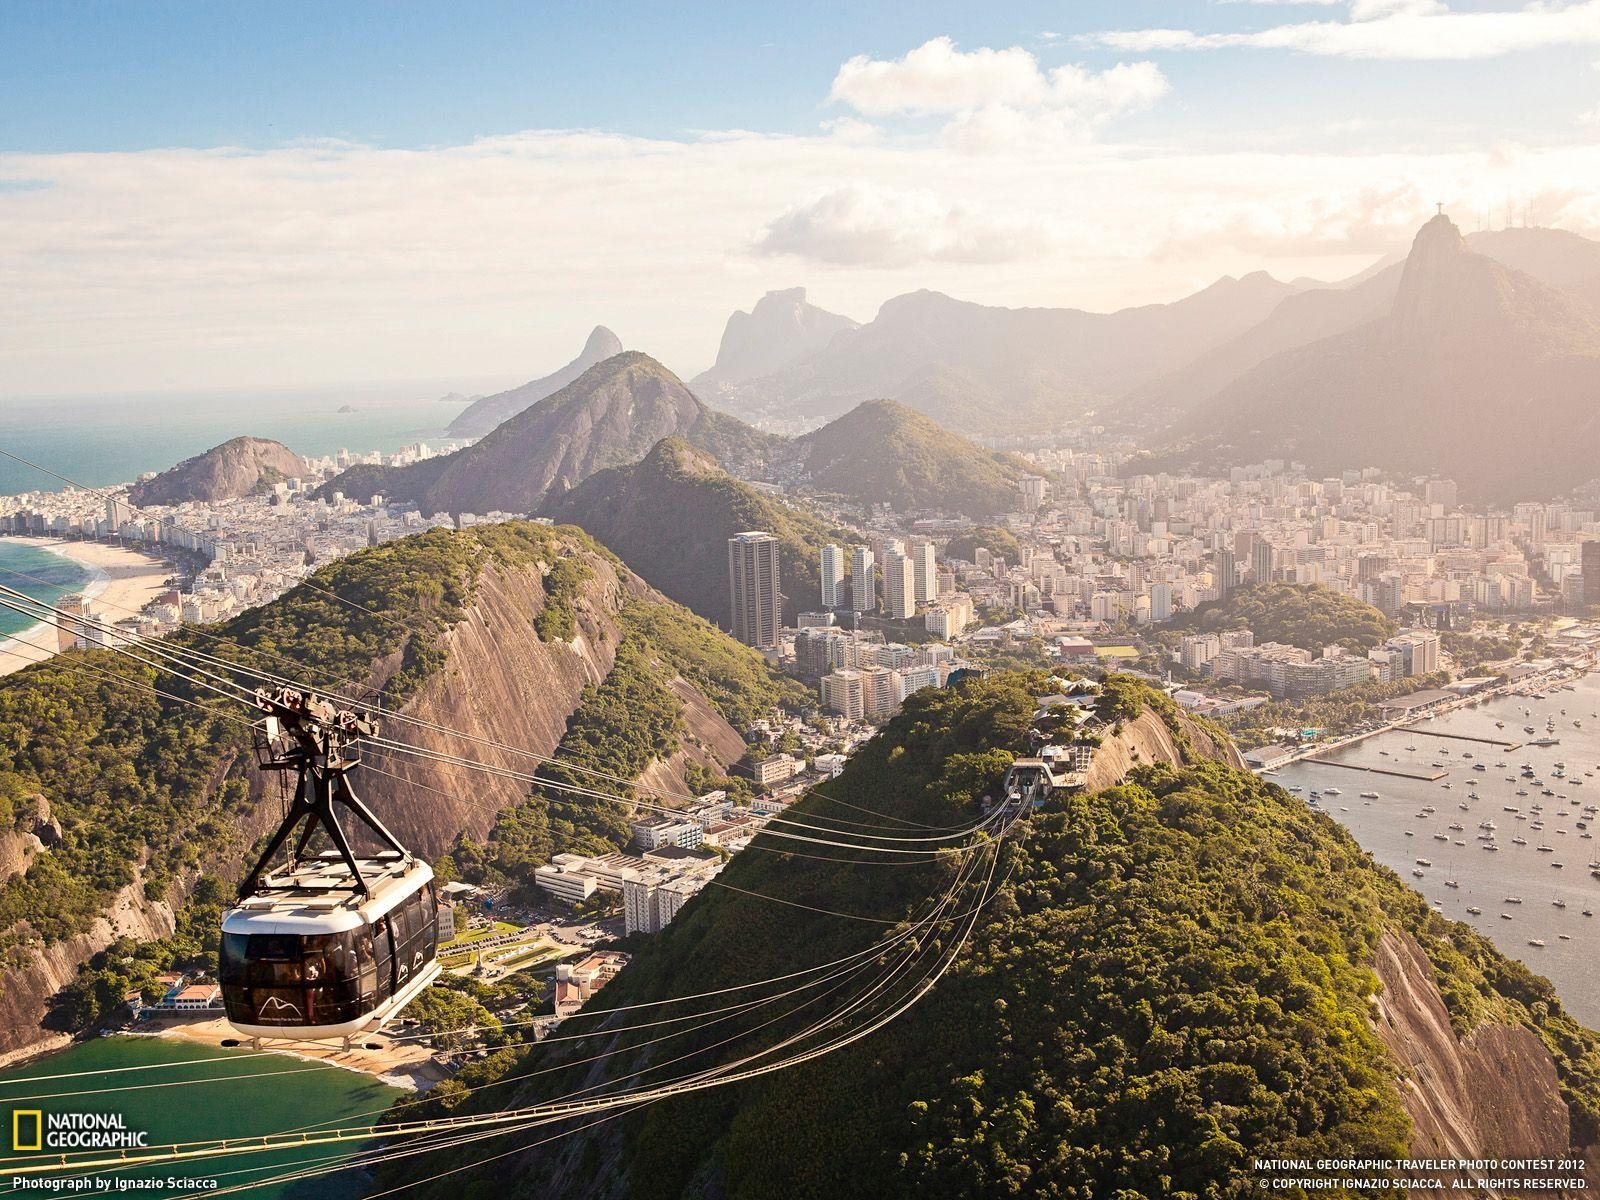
[323,354,1026,520]
[1155,216,1600,501]
[321,216,1600,510]
[699,274,1300,432]
[322,352,777,514]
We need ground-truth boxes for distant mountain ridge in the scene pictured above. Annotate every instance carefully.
[704,273,1301,433]
[1160,215,1600,500]
[447,326,624,438]
[129,436,305,505]
[1120,224,1600,424]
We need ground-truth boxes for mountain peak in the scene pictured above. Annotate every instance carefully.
[582,325,624,358]
[447,324,629,438]
[695,288,858,385]
[1392,212,1477,339]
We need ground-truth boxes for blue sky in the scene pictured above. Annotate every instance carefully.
[2,1,1598,394]
[3,1,1594,152]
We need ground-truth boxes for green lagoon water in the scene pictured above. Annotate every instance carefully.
[0,1037,403,1199]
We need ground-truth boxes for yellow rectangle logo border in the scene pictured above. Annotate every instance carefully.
[12,1108,42,1151]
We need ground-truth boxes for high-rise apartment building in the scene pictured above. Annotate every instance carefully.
[881,544,915,619]
[820,544,845,609]
[849,545,876,613]
[1212,547,1237,601]
[908,537,937,603]
[1583,540,1600,606]
[728,531,781,649]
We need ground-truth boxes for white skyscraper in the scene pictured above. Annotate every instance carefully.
[820,544,845,609]
[1149,583,1173,622]
[849,545,876,613]
[882,544,915,620]
[908,537,937,603]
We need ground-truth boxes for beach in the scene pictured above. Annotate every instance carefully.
[146,1015,452,1091]
[0,535,172,676]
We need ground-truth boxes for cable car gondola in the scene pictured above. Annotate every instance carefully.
[219,687,440,1042]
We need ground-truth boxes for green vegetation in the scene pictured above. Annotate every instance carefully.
[444,590,804,897]
[445,637,682,894]
[617,597,809,727]
[405,972,546,1052]
[943,524,1021,565]
[1167,582,1397,654]
[1441,628,1520,672]
[554,437,842,626]
[793,399,1028,516]
[392,671,1600,1199]
[531,553,592,642]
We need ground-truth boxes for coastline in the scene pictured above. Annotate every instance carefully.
[0,535,172,677]
[132,1018,450,1091]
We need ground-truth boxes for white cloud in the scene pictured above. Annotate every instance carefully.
[4,35,1600,396]
[1157,182,1430,256]
[753,183,1058,267]
[1090,1,1600,60]
[828,37,1167,147]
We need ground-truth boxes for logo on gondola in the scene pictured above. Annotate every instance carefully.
[259,996,304,1019]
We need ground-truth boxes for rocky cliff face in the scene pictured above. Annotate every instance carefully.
[129,436,306,506]
[1372,930,1599,1194]
[354,551,744,855]
[693,288,858,387]
[1083,706,1246,792]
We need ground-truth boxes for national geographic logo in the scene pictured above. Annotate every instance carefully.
[9,1109,148,1151]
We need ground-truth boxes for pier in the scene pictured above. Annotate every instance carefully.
[1398,728,1521,749]
[1306,760,1448,781]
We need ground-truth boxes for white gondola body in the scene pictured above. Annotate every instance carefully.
[220,858,440,1040]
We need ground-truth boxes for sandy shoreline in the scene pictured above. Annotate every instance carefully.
[136,1016,451,1091]
[0,535,172,676]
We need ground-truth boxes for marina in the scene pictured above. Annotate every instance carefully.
[1275,671,1600,1028]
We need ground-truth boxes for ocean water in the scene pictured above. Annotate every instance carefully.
[0,1036,404,1199]
[0,384,492,495]
[1275,674,1600,1029]
[0,540,92,640]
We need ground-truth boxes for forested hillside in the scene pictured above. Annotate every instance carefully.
[553,438,842,626]
[1166,581,1397,653]
[394,672,1600,1199]
[0,521,801,1052]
